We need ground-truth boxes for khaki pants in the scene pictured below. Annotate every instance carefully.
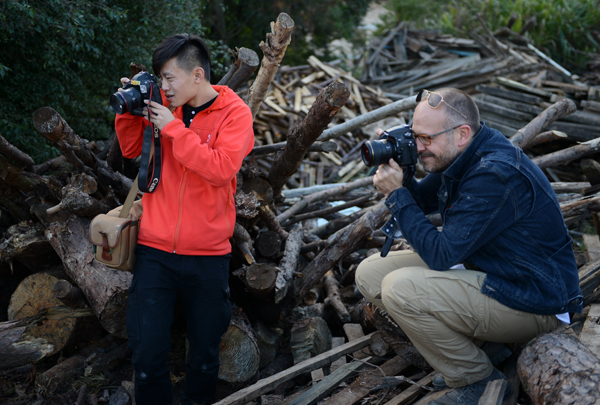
[355,250,561,387]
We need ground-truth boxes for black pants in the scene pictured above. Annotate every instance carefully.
[126,245,231,405]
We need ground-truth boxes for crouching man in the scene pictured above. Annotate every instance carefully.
[355,88,582,405]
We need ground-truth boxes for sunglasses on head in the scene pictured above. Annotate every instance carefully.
[416,89,468,120]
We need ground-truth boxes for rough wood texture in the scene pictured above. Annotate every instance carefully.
[532,136,600,169]
[578,303,600,359]
[247,13,295,119]
[212,333,374,405]
[45,216,132,338]
[510,99,577,149]
[517,333,600,405]
[324,271,351,323]
[218,307,260,383]
[274,224,302,303]
[0,316,54,369]
[295,200,389,301]
[320,355,410,405]
[0,134,34,171]
[267,81,350,197]
[218,47,260,92]
[35,334,121,396]
[290,317,332,364]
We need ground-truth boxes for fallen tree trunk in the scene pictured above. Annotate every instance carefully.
[45,216,132,338]
[517,333,600,405]
[267,81,350,198]
[218,47,260,92]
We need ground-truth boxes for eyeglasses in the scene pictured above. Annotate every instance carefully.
[417,89,468,120]
[411,124,466,146]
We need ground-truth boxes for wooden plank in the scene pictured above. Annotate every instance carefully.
[493,77,554,98]
[476,84,546,106]
[477,379,508,405]
[578,303,600,358]
[212,333,375,405]
[343,323,371,360]
[412,390,448,404]
[584,234,600,262]
[320,355,411,405]
[581,100,600,113]
[474,99,534,122]
[383,373,435,405]
[290,357,371,405]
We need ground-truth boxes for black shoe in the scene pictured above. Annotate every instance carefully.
[429,368,511,405]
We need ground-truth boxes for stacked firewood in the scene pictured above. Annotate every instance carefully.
[2,12,600,405]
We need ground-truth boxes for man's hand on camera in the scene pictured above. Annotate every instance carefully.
[374,159,404,197]
[144,100,174,130]
[118,77,130,92]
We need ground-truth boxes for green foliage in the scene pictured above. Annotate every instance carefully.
[201,0,373,66]
[439,0,600,70]
[381,0,450,30]
[0,0,225,163]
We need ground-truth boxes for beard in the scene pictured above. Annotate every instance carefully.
[419,136,460,173]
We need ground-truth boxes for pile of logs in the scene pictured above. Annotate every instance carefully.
[2,11,600,405]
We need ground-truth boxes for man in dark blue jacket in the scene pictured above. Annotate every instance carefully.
[355,88,582,405]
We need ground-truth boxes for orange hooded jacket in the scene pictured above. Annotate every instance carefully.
[115,85,254,256]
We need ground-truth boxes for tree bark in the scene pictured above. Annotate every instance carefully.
[45,216,132,338]
[532,136,600,169]
[295,200,389,301]
[0,134,34,171]
[517,333,600,405]
[218,47,260,92]
[323,270,351,323]
[274,224,302,303]
[267,81,350,197]
[247,13,295,119]
[510,99,577,149]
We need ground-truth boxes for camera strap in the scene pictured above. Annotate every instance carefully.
[138,122,162,193]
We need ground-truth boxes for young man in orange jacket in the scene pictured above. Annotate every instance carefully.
[115,34,254,405]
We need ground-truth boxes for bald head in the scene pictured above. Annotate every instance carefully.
[430,88,480,135]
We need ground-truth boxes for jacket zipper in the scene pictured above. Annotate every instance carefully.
[173,167,188,253]
[225,186,232,236]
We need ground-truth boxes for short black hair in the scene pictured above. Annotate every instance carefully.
[153,34,211,82]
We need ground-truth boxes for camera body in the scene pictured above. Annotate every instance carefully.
[110,71,162,116]
[361,125,418,168]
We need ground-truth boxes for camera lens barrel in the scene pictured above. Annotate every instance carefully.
[110,87,142,115]
[361,140,394,167]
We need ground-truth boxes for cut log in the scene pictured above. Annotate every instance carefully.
[35,333,122,396]
[242,262,279,300]
[274,224,302,303]
[342,323,371,359]
[1,313,55,369]
[1,221,62,271]
[247,13,295,119]
[517,333,600,405]
[52,279,87,309]
[531,137,600,169]
[255,320,283,369]
[218,307,260,383]
[267,81,350,198]
[290,317,332,364]
[233,222,256,264]
[45,216,132,338]
[218,47,260,91]
[0,134,34,171]
[8,273,93,356]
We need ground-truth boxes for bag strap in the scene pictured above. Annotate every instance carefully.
[119,173,140,219]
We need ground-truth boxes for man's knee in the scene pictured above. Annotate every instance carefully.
[380,267,424,312]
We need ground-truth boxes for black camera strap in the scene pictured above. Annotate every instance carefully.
[138,122,162,193]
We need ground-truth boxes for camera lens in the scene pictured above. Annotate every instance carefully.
[361,140,393,167]
[110,87,142,115]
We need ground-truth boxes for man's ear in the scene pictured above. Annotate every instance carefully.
[456,125,472,148]
[193,67,205,83]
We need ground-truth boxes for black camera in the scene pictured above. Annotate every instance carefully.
[110,71,162,116]
[361,125,418,168]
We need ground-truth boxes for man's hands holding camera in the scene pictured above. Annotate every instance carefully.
[117,77,174,130]
[373,128,405,197]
